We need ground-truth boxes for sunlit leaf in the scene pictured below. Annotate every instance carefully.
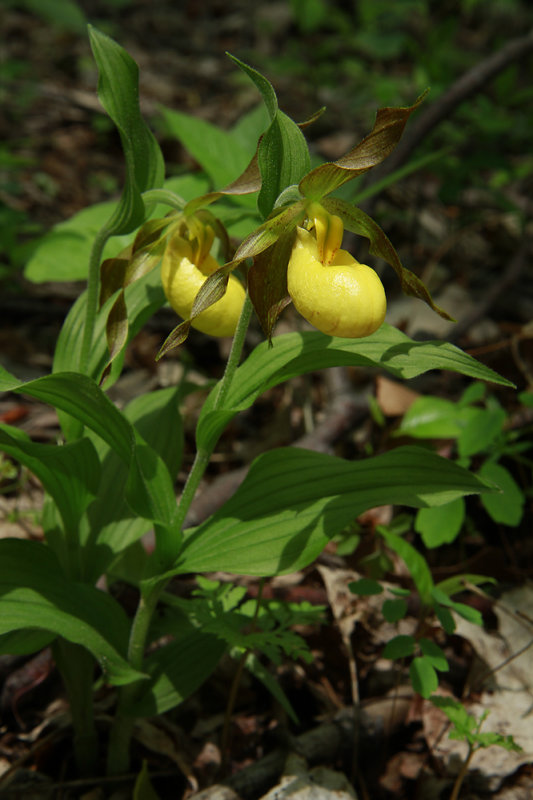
[88,26,164,235]
[257,111,310,217]
[379,527,434,605]
[419,638,449,672]
[196,326,513,453]
[0,371,181,566]
[173,446,494,577]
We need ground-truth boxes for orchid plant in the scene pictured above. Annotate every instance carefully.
[0,26,514,783]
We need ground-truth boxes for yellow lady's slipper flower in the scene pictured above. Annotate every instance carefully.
[161,228,245,338]
[287,208,386,338]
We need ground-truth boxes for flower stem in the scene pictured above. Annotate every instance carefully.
[141,188,186,212]
[106,581,166,776]
[449,743,475,800]
[80,226,111,376]
[52,640,98,776]
[107,291,253,775]
[173,290,253,533]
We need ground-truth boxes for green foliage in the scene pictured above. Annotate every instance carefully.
[5,0,87,33]
[397,383,529,547]
[87,26,165,236]
[133,761,160,800]
[0,29,522,782]
[430,695,522,752]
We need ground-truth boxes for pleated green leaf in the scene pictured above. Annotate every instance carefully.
[196,325,513,452]
[128,629,226,716]
[0,539,143,685]
[0,423,99,536]
[88,26,164,235]
[175,446,494,577]
[0,370,181,565]
[52,266,166,393]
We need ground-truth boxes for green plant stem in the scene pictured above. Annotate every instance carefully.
[80,226,111,376]
[141,188,186,212]
[52,639,98,776]
[107,292,253,776]
[173,290,253,533]
[106,581,165,776]
[449,743,475,800]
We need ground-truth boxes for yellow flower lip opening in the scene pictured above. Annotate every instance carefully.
[160,223,245,338]
[307,201,344,266]
[287,224,387,339]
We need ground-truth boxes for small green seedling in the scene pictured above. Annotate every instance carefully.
[396,383,530,547]
[430,695,522,800]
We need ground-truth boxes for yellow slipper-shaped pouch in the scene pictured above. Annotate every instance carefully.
[287,227,386,338]
[161,235,245,337]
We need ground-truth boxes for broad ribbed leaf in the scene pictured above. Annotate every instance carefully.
[24,175,202,285]
[24,201,130,283]
[196,326,513,452]
[160,106,261,189]
[0,630,55,656]
[0,424,99,536]
[174,446,494,577]
[228,54,278,120]
[126,387,183,480]
[0,539,142,685]
[0,371,133,460]
[84,387,183,579]
[0,371,180,565]
[257,111,310,218]
[126,441,180,564]
[227,55,309,217]
[53,266,166,391]
[128,630,226,716]
[88,26,164,235]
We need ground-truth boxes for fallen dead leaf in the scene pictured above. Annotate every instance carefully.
[422,585,533,791]
[375,376,420,417]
